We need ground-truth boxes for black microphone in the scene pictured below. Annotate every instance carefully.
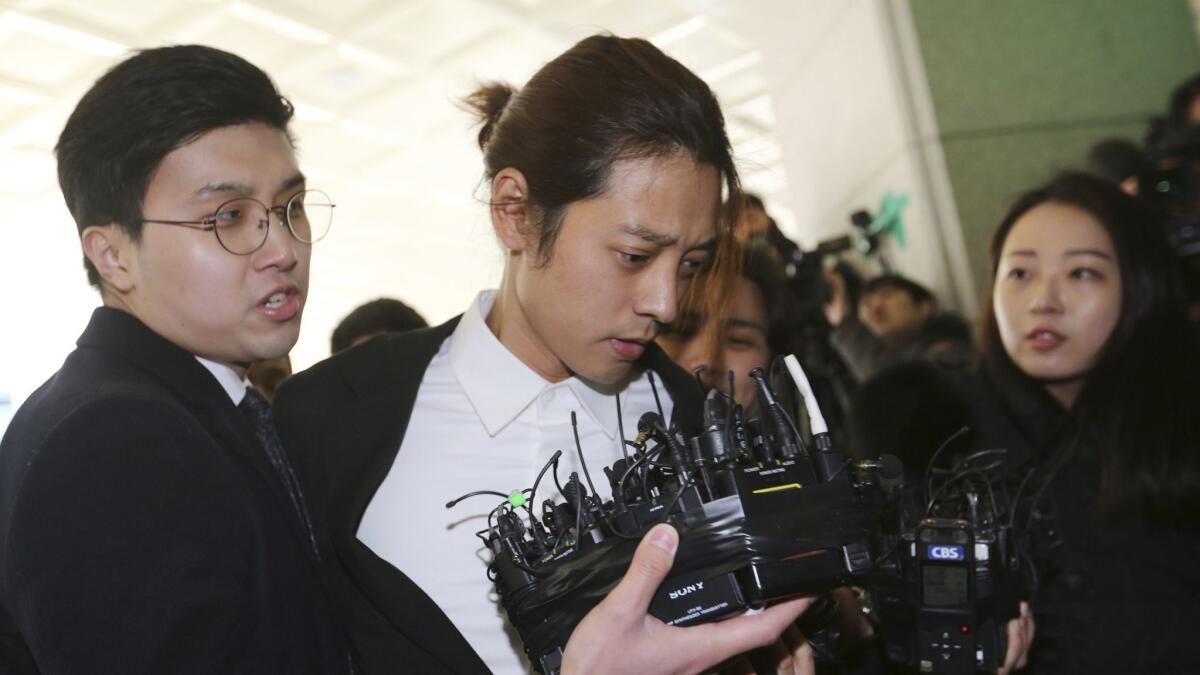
[633,411,662,447]
[749,368,801,459]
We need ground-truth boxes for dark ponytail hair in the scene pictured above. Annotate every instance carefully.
[463,34,740,322]
[981,171,1200,526]
[464,83,515,150]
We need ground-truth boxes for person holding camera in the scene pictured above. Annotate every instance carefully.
[973,171,1200,673]
[858,171,1199,673]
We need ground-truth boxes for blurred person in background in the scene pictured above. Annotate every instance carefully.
[660,241,791,411]
[824,272,973,383]
[248,354,292,401]
[1085,137,1143,192]
[330,297,428,353]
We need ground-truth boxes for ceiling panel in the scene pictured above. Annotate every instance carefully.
[0,26,97,86]
[36,0,186,37]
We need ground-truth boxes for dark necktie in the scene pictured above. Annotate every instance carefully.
[238,386,321,560]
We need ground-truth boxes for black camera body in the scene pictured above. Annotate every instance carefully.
[454,360,900,675]
[866,437,1023,675]
[872,516,1017,673]
[1141,127,1200,301]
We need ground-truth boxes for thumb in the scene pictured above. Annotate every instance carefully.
[605,523,679,610]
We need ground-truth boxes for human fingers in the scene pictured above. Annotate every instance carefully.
[780,625,814,675]
[603,524,679,614]
[678,597,815,673]
[1016,602,1033,669]
[999,614,1025,675]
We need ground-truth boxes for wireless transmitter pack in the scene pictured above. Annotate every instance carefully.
[449,355,903,674]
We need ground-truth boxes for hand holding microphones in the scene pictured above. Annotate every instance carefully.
[561,523,814,675]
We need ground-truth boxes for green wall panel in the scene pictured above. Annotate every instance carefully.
[942,120,1144,298]
[909,0,1200,299]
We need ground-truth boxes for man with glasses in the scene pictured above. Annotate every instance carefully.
[0,45,351,673]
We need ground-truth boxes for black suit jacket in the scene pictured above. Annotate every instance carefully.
[273,317,705,675]
[0,307,349,674]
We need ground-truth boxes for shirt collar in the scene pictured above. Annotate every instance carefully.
[194,356,250,406]
[448,290,625,438]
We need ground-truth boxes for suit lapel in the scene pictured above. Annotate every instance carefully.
[78,307,320,564]
[642,340,705,436]
[325,319,483,672]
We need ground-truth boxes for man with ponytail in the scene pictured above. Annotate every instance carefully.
[276,34,813,674]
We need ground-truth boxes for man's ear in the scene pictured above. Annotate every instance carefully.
[491,167,534,253]
[81,224,137,293]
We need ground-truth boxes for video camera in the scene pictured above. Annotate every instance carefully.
[450,356,902,674]
[867,434,1024,674]
[1140,127,1200,296]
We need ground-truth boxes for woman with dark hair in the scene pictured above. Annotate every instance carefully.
[846,171,1198,673]
[275,35,812,675]
[970,171,1199,672]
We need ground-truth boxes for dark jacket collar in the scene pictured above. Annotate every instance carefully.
[78,306,237,412]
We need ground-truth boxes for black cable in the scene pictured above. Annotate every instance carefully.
[770,353,810,452]
[924,426,971,503]
[641,444,670,501]
[617,444,664,496]
[615,391,630,462]
[487,502,506,536]
[692,364,709,392]
[648,370,666,421]
[572,475,584,557]
[925,469,998,521]
[769,353,785,387]
[571,411,599,500]
[527,450,562,524]
[1024,463,1063,532]
[726,370,735,451]
[552,458,565,499]
[1008,466,1037,529]
[656,478,692,523]
[950,448,1008,470]
[446,489,510,509]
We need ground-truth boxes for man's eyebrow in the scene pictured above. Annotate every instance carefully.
[280,173,306,193]
[727,316,767,333]
[195,181,251,197]
[620,223,677,246]
[193,173,306,198]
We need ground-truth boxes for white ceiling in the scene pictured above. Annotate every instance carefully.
[0,0,791,407]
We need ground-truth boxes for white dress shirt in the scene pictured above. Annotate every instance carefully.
[356,290,674,675]
[194,356,249,405]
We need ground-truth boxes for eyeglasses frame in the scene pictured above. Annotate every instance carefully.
[139,188,335,255]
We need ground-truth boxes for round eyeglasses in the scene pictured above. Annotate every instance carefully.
[140,189,335,255]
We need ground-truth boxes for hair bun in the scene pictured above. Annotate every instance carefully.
[464,82,516,150]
